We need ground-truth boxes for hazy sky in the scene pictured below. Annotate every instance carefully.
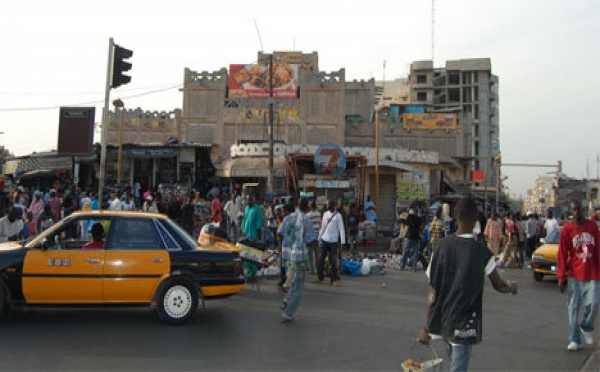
[1,0,598,198]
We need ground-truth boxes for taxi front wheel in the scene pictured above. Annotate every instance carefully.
[156,278,199,324]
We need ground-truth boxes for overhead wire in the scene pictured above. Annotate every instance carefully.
[0,84,182,112]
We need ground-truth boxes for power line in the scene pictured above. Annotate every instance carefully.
[0,82,181,96]
[0,84,182,112]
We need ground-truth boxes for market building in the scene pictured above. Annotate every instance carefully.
[3,51,502,232]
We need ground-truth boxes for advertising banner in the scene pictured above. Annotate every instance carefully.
[403,113,457,131]
[228,63,298,99]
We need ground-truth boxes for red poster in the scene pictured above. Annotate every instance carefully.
[472,170,485,183]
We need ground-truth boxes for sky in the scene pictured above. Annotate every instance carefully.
[1,0,599,199]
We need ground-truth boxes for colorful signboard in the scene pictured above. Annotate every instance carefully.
[403,113,457,131]
[228,63,298,99]
[314,143,347,175]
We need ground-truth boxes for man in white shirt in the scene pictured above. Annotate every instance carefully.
[223,193,239,242]
[0,207,24,241]
[317,200,346,286]
[525,212,538,259]
[108,191,122,211]
[544,210,560,239]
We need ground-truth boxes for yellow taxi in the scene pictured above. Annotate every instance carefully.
[0,210,245,324]
[531,228,561,281]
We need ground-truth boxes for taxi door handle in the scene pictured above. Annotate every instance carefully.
[86,258,101,264]
[152,258,165,263]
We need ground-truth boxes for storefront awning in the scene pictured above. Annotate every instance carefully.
[217,157,286,178]
[4,155,73,176]
[366,159,412,172]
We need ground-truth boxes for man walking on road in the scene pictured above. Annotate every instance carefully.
[278,198,316,322]
[400,208,422,271]
[317,200,346,286]
[419,197,518,372]
[557,200,600,352]
[525,211,538,260]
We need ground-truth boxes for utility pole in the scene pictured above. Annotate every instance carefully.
[267,53,274,194]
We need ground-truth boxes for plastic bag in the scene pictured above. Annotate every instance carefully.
[360,259,371,276]
[341,258,362,277]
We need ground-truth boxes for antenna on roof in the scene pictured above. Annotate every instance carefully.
[253,18,264,51]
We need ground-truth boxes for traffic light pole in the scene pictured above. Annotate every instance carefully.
[98,37,114,210]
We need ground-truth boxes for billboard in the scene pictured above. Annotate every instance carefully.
[57,107,95,155]
[228,63,298,99]
[403,113,457,131]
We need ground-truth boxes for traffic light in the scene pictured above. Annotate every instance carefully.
[111,44,133,89]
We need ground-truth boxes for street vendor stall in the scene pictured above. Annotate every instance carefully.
[285,144,367,209]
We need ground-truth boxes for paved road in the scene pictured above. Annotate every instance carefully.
[0,264,595,371]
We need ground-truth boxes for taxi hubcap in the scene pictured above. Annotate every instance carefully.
[164,285,192,318]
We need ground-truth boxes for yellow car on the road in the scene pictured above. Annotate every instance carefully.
[531,228,561,282]
[0,211,244,324]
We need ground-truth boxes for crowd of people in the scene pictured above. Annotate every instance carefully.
[0,183,226,242]
[389,202,564,273]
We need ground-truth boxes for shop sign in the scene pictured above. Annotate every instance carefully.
[314,180,350,189]
[314,143,346,175]
[122,148,176,157]
[403,113,457,131]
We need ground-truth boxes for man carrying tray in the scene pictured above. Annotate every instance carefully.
[419,197,517,371]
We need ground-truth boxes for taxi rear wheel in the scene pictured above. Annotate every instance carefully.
[156,278,198,324]
[533,271,544,281]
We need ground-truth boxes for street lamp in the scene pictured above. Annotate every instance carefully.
[112,99,125,184]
